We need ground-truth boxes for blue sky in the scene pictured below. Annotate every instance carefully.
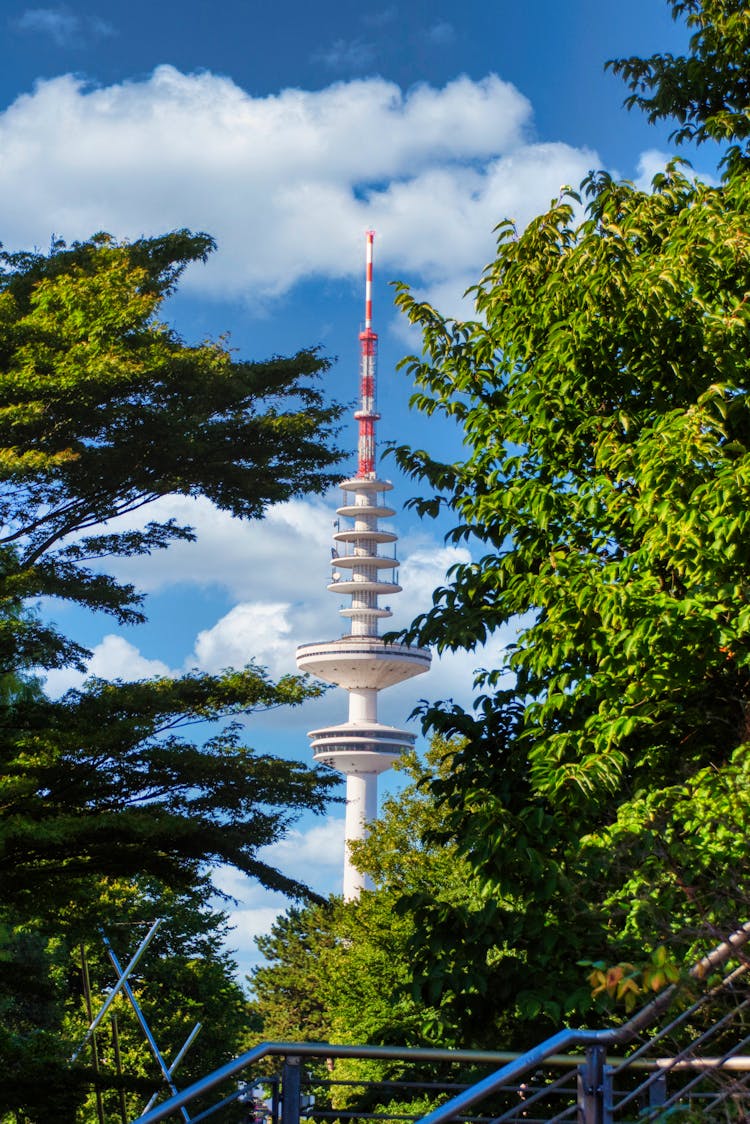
[1,1,714,973]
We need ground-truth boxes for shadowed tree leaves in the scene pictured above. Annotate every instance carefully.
[0,229,345,1117]
[0,230,344,913]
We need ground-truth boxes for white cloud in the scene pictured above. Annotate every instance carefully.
[259,817,345,881]
[13,7,115,46]
[312,38,377,72]
[103,494,333,604]
[212,818,346,977]
[88,634,173,679]
[14,8,78,44]
[634,149,672,191]
[392,543,470,630]
[45,634,173,696]
[427,21,455,46]
[633,148,719,192]
[192,602,296,678]
[0,68,598,307]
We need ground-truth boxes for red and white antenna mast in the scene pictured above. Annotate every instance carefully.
[354,230,380,479]
[295,229,431,900]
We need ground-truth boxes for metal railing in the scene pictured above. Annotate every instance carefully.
[130,922,750,1124]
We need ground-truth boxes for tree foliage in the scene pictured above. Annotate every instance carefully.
[250,747,496,1114]
[388,0,750,1028]
[0,230,345,1118]
[3,876,252,1123]
[609,0,750,159]
[0,230,343,670]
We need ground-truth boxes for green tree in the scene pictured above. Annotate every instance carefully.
[0,230,342,674]
[389,0,750,1031]
[249,747,510,1116]
[0,229,343,906]
[2,875,252,1123]
[609,0,750,158]
[0,230,344,1119]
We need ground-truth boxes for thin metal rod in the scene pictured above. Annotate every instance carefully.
[112,1011,129,1124]
[105,937,191,1124]
[636,1029,750,1122]
[615,997,750,1113]
[142,1022,202,1114]
[616,960,750,1072]
[189,1088,243,1123]
[544,1105,578,1124]
[72,920,162,1062]
[702,1065,750,1114]
[485,1068,577,1124]
[80,944,106,1124]
[170,1023,203,1075]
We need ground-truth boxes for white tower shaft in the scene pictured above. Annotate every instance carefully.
[296,233,431,900]
[344,774,378,899]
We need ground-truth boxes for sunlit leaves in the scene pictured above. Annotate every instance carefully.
[389,6,750,1031]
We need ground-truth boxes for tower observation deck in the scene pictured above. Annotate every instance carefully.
[295,232,431,900]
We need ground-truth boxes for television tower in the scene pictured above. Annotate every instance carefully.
[296,232,431,900]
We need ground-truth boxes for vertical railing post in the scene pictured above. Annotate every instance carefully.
[649,1070,667,1110]
[281,1056,301,1124]
[270,1075,281,1124]
[577,1045,606,1124]
[602,1064,614,1124]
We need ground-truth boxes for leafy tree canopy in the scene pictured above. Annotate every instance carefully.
[609,0,750,160]
[3,875,253,1123]
[0,229,346,1117]
[0,229,344,915]
[388,0,750,1026]
[0,230,343,672]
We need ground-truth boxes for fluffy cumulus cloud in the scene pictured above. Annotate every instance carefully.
[102,495,333,601]
[0,67,598,307]
[193,602,296,678]
[45,634,174,696]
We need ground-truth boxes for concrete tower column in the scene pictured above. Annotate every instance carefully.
[295,233,431,900]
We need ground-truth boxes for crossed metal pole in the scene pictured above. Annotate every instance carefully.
[71,919,202,1122]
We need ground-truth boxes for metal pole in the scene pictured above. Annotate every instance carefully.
[72,920,162,1062]
[111,1010,129,1124]
[80,945,106,1124]
[601,1063,614,1124]
[271,1075,281,1124]
[578,1045,605,1124]
[141,1022,202,1115]
[649,1071,667,1109]
[104,936,191,1123]
[281,1057,301,1124]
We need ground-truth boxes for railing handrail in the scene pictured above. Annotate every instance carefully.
[131,1042,567,1124]
[131,921,750,1124]
[414,919,750,1124]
